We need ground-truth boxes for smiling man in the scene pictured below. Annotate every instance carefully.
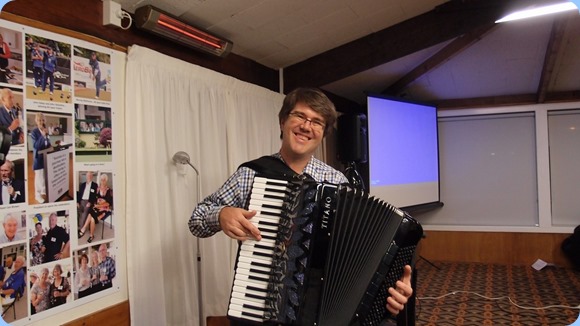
[188,87,413,324]
[0,88,23,146]
[42,212,70,263]
[189,88,346,240]
[0,160,25,205]
[0,213,22,243]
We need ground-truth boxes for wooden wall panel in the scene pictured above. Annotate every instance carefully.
[62,301,130,326]
[417,231,573,267]
[207,316,230,326]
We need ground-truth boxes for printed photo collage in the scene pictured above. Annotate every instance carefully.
[0,23,118,323]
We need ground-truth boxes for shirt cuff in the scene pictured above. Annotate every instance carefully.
[210,206,225,232]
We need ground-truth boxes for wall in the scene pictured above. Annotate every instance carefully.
[417,231,573,268]
[3,0,278,93]
[2,2,575,325]
[0,3,276,325]
[9,0,570,255]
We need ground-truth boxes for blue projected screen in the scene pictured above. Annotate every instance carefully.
[367,94,440,208]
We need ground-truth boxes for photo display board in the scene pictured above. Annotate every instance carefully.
[0,18,123,325]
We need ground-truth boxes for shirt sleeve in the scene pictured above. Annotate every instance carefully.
[108,258,116,279]
[10,272,25,296]
[60,227,70,244]
[188,167,254,238]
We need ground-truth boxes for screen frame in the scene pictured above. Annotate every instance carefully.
[365,92,442,211]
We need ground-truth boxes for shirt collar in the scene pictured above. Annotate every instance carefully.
[273,152,319,179]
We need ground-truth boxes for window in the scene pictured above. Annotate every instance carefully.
[548,109,580,226]
[419,113,538,227]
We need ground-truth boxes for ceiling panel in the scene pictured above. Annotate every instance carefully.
[118,0,580,106]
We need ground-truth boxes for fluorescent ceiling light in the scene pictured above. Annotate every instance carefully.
[496,2,578,23]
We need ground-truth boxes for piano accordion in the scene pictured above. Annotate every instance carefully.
[228,175,423,325]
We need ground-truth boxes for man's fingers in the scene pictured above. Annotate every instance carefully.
[388,286,408,304]
[219,207,261,241]
[395,280,413,296]
[385,293,404,315]
[386,283,411,316]
[401,265,412,283]
[239,210,261,240]
[243,209,257,219]
[396,265,413,295]
[226,227,251,241]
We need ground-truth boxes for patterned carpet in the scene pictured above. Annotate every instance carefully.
[413,260,580,326]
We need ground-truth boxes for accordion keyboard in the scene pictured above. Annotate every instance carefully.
[228,176,294,322]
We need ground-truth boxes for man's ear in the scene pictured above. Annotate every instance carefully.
[279,121,284,139]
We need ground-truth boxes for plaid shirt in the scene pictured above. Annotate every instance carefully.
[188,153,348,238]
[98,256,116,286]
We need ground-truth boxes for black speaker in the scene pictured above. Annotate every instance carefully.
[337,113,367,163]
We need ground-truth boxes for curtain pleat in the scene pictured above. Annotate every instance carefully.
[125,45,284,326]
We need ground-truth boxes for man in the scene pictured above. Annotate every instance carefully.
[0,160,25,204]
[89,52,107,99]
[189,88,413,323]
[0,33,11,84]
[0,259,5,286]
[42,212,70,263]
[2,256,13,282]
[0,255,25,305]
[97,243,116,290]
[41,47,57,95]
[0,88,23,145]
[0,213,23,243]
[30,42,44,90]
[77,171,98,227]
[31,112,50,204]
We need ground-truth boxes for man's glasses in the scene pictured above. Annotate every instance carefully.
[288,112,325,132]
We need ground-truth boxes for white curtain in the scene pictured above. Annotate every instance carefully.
[125,45,284,326]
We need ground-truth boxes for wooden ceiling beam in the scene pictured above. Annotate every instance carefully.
[536,13,574,103]
[382,22,498,96]
[434,90,580,109]
[283,0,515,93]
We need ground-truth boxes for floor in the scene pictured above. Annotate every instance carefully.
[1,286,28,323]
[206,260,580,326]
[77,217,115,245]
[414,260,580,326]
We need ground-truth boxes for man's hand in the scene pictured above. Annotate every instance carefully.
[8,118,19,131]
[219,207,262,241]
[386,265,413,315]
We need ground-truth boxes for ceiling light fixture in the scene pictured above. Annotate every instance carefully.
[496,1,579,23]
[134,5,233,58]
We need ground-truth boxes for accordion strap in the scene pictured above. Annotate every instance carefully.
[239,155,312,181]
